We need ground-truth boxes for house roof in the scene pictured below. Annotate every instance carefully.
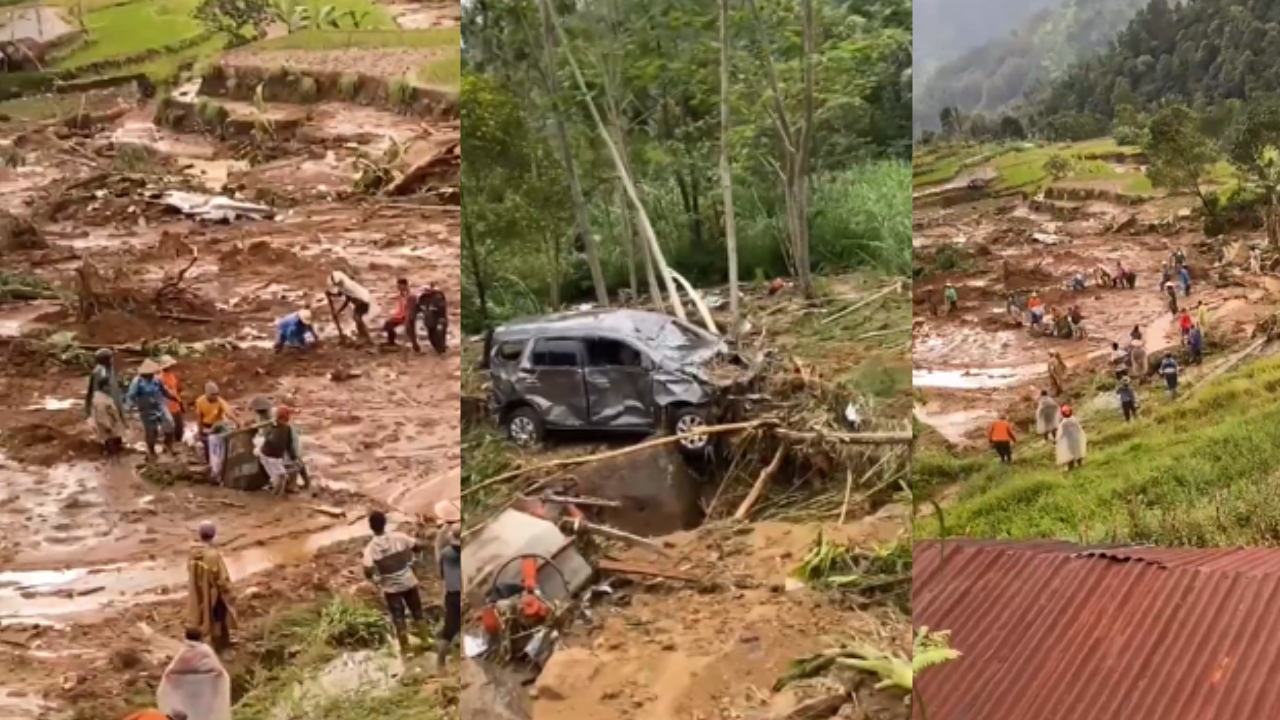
[913,540,1280,720]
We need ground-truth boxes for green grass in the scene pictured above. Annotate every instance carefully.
[251,27,455,50]
[56,0,203,68]
[915,351,1280,547]
[419,47,460,88]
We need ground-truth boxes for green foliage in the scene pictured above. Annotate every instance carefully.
[461,0,910,331]
[1142,104,1218,207]
[192,0,272,47]
[1042,153,1073,180]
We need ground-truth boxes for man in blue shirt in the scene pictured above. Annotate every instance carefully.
[274,308,319,353]
[126,358,180,460]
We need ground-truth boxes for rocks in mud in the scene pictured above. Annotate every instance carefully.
[533,648,601,702]
[461,659,532,720]
[572,444,702,536]
[768,690,851,720]
[0,210,46,253]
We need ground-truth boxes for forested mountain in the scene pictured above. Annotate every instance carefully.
[914,0,1145,131]
[913,0,1060,83]
[1032,0,1280,124]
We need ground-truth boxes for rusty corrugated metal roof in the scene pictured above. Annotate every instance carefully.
[913,540,1280,720]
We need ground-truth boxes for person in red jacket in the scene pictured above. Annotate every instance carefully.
[1178,309,1193,343]
[988,415,1016,464]
[383,278,418,351]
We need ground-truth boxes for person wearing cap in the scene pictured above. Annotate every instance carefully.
[361,510,429,656]
[1117,377,1139,422]
[382,278,419,351]
[185,522,237,655]
[1055,404,1087,471]
[195,383,236,481]
[85,348,127,456]
[326,270,375,344]
[255,405,304,494]
[273,308,319,353]
[126,358,180,461]
[157,356,185,446]
[433,499,462,670]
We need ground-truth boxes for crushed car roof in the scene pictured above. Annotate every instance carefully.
[493,309,722,361]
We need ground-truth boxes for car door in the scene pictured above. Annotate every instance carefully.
[583,337,656,429]
[519,337,590,428]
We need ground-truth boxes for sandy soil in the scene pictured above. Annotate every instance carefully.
[525,522,909,720]
[222,48,448,80]
[911,191,1276,445]
[0,74,459,716]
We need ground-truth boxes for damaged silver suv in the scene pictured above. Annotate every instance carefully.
[484,309,728,454]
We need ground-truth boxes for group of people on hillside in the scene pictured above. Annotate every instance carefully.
[986,392,1087,471]
[128,501,463,720]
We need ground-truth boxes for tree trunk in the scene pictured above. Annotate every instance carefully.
[614,182,639,299]
[536,0,609,306]
[720,0,739,328]
[795,0,816,296]
[546,0,686,320]
[462,224,490,326]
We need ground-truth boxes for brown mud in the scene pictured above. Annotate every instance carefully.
[912,186,1276,446]
[0,60,460,716]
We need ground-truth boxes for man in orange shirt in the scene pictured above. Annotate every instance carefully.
[157,355,185,446]
[988,415,1016,464]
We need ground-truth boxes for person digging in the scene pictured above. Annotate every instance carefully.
[326,270,375,345]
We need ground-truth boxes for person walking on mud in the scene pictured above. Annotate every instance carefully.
[157,356,185,446]
[326,270,375,344]
[434,500,462,671]
[362,511,431,656]
[186,522,237,656]
[126,359,179,461]
[987,414,1016,464]
[1178,264,1192,297]
[85,348,127,456]
[943,284,959,314]
[923,288,939,316]
[1164,282,1179,315]
[1048,350,1068,396]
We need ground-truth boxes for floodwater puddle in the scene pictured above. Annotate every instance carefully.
[0,518,399,620]
[0,458,125,557]
[913,405,995,445]
[912,365,1043,390]
[0,301,57,338]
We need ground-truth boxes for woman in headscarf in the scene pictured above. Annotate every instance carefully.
[1047,351,1068,396]
[84,348,127,456]
[157,628,230,720]
[1035,390,1060,441]
[1056,405,1087,471]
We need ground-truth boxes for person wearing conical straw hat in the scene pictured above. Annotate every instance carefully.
[273,307,319,354]
[125,358,180,461]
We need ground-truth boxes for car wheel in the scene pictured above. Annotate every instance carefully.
[671,406,711,454]
[505,406,544,447]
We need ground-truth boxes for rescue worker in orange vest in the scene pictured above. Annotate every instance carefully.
[988,414,1016,464]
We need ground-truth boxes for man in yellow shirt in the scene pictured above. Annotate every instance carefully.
[195,383,235,481]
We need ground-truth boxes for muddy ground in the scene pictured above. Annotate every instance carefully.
[477,522,910,720]
[912,190,1279,446]
[0,42,460,716]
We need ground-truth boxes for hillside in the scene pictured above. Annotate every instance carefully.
[912,0,1060,89]
[914,0,1144,132]
[1033,0,1280,123]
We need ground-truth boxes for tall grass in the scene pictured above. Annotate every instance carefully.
[915,353,1280,547]
[462,160,911,332]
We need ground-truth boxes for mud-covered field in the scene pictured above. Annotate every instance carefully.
[0,40,460,716]
[912,183,1278,445]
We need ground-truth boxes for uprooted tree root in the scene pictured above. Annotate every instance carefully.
[75,250,216,323]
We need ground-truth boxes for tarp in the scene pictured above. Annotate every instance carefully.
[156,641,231,720]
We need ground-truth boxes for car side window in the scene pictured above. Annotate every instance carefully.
[585,338,645,368]
[494,341,525,363]
[530,339,583,368]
